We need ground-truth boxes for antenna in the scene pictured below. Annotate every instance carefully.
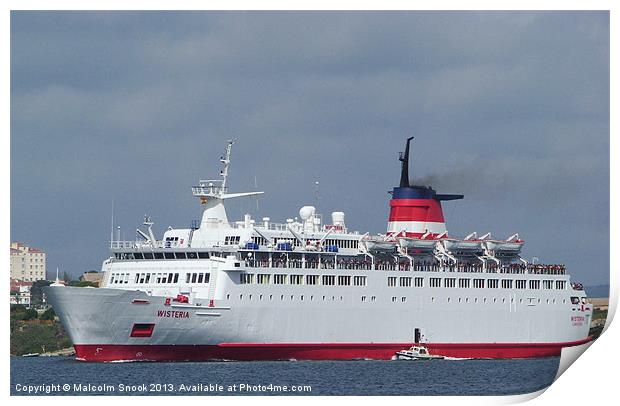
[254,174,260,212]
[314,181,321,208]
[110,199,114,248]
[220,139,237,191]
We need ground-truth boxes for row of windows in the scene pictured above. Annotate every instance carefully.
[114,252,212,260]
[240,273,367,287]
[109,272,210,285]
[227,293,574,306]
[388,277,567,290]
[224,236,241,245]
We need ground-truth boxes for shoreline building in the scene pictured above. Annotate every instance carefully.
[10,242,46,282]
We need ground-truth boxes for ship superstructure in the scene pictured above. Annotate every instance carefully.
[45,139,592,362]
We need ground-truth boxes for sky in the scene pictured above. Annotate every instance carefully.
[10,11,609,285]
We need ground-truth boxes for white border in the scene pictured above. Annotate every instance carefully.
[4,2,615,405]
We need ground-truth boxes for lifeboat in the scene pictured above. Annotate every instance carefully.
[485,234,524,255]
[443,232,484,254]
[398,237,438,252]
[362,236,397,253]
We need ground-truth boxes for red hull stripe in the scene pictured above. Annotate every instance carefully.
[73,338,592,362]
[389,199,445,222]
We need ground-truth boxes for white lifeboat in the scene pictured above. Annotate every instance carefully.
[485,234,524,255]
[443,232,484,254]
[397,231,440,253]
[362,236,397,253]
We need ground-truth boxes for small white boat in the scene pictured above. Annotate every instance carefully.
[395,345,444,360]
[485,240,524,254]
[398,237,438,252]
[363,237,397,253]
[443,239,483,253]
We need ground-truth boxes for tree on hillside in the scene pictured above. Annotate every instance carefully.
[30,280,52,306]
[39,307,56,321]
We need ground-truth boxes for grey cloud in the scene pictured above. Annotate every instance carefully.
[10,11,609,285]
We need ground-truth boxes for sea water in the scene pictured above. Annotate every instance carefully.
[10,356,559,396]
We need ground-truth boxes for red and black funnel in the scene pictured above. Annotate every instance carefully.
[387,137,463,238]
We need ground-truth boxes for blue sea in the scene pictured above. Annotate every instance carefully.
[10,356,560,396]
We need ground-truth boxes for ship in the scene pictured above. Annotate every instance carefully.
[44,138,592,362]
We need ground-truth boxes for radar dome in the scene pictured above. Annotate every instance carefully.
[299,206,316,221]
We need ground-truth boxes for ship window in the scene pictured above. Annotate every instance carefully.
[488,279,499,289]
[306,275,319,285]
[134,252,144,260]
[338,275,351,286]
[543,280,553,289]
[516,280,527,289]
[371,296,376,302]
[445,278,456,288]
[135,274,140,283]
[185,273,191,283]
[290,275,303,285]
[166,273,173,283]
[414,277,424,288]
[257,274,270,284]
[353,276,367,286]
[387,277,397,287]
[458,278,470,288]
[143,252,154,260]
[322,275,335,286]
[501,280,513,289]
[529,280,540,289]
[473,279,485,289]
[145,274,151,283]
[240,273,254,284]
[198,252,210,259]
[430,278,441,288]
[175,252,187,260]
[164,252,175,259]
[173,273,179,283]
[139,273,146,284]
[556,281,566,290]
[191,273,197,283]
[198,273,204,283]
[274,274,287,285]
[392,296,397,303]
[399,277,412,287]
[401,297,407,302]
[361,296,367,302]
[204,273,210,283]
[571,297,580,305]
[154,252,164,259]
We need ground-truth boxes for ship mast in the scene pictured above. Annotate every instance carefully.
[192,140,264,228]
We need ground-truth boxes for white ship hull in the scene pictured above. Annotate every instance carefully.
[45,264,592,362]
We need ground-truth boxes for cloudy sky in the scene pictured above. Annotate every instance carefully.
[11,11,609,284]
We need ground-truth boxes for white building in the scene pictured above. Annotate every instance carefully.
[10,242,46,282]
